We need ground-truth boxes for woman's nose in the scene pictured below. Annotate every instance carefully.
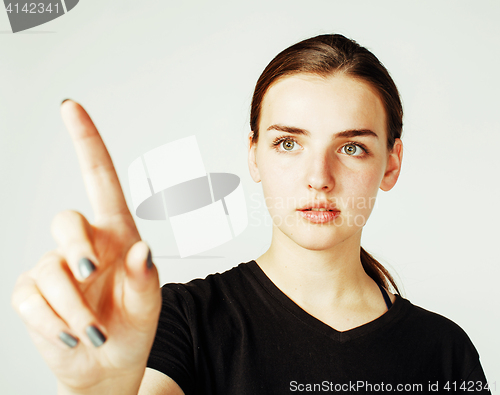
[306,151,336,192]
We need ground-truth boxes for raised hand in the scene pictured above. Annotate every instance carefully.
[11,100,162,395]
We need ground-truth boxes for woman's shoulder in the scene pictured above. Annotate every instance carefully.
[159,260,258,305]
[399,296,466,328]
[395,295,479,355]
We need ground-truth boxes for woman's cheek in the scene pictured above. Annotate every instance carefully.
[340,172,379,217]
[261,160,299,193]
[263,183,293,214]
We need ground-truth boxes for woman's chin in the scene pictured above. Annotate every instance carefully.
[284,229,349,252]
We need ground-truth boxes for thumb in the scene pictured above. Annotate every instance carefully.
[122,240,161,327]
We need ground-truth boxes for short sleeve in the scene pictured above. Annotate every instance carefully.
[147,283,196,395]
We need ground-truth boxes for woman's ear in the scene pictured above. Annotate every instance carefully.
[380,138,403,192]
[247,131,261,183]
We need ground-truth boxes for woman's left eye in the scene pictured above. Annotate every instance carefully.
[341,143,365,156]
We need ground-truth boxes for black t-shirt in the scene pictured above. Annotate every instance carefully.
[147,260,491,394]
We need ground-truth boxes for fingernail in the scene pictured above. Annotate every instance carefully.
[78,257,96,279]
[85,325,106,348]
[58,331,79,348]
[146,248,153,270]
[61,98,71,105]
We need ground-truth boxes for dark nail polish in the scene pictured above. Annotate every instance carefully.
[85,325,106,348]
[146,248,153,269]
[78,257,96,279]
[58,331,78,348]
[61,98,71,105]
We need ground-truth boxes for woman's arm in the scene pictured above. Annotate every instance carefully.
[138,368,186,395]
[11,100,165,395]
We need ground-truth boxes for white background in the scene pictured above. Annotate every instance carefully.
[1,0,498,393]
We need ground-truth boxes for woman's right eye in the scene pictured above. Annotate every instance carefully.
[271,136,300,153]
[282,139,295,151]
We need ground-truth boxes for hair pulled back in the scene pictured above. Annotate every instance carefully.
[250,34,402,294]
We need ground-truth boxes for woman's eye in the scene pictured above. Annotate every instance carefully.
[272,137,300,153]
[341,143,364,156]
[282,139,296,151]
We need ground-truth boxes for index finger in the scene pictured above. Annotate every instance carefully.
[60,100,134,224]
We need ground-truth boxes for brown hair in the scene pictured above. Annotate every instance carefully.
[249,33,402,295]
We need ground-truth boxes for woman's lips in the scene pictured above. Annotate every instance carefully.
[298,209,340,223]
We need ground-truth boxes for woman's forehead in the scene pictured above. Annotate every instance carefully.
[260,74,387,138]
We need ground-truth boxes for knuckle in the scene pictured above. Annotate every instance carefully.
[39,248,59,262]
[51,210,86,237]
[12,271,29,289]
[11,271,37,311]
[52,209,81,226]
[16,294,61,338]
[68,309,93,331]
[10,275,27,310]
[17,293,44,320]
[36,249,62,270]
[31,249,63,279]
[36,255,65,284]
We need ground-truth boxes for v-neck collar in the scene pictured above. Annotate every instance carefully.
[244,260,408,343]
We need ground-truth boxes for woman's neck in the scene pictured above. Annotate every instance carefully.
[255,227,391,330]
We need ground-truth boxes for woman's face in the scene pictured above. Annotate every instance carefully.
[248,73,402,251]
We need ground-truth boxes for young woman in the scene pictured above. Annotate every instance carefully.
[12,34,490,395]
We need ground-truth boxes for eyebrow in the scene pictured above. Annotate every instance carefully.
[266,124,379,139]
